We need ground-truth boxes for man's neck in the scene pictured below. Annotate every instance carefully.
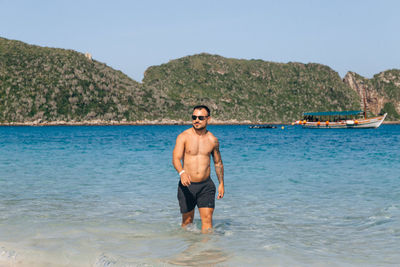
[192,127,207,136]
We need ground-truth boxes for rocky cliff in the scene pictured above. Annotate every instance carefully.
[344,70,400,120]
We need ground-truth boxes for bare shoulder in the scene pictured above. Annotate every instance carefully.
[207,131,219,146]
[182,128,193,138]
[176,128,191,142]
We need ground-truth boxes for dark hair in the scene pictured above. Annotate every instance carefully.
[193,105,210,116]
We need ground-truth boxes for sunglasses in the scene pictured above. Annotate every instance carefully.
[192,115,208,121]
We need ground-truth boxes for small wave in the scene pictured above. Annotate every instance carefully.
[95,254,117,267]
[167,249,228,266]
[288,178,301,184]
[213,225,233,237]
[223,230,233,236]
[94,253,156,267]
[184,223,202,234]
[0,246,17,263]
[385,204,400,215]
[213,219,233,230]
[263,244,281,251]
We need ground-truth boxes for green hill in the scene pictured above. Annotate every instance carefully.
[143,54,361,122]
[1,37,399,124]
[0,37,153,123]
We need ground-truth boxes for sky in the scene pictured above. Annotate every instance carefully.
[1,0,399,82]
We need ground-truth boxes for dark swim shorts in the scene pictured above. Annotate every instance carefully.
[177,177,216,214]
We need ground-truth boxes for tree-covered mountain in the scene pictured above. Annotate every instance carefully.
[143,54,361,122]
[1,37,399,124]
[0,37,152,123]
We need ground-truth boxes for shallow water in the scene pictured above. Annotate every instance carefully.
[0,125,399,266]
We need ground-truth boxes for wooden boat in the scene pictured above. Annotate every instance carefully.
[294,83,387,129]
[294,110,387,129]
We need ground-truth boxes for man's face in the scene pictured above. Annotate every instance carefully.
[192,108,209,130]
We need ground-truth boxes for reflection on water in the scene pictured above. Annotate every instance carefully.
[167,226,228,266]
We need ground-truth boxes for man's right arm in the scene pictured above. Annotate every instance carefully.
[172,134,191,186]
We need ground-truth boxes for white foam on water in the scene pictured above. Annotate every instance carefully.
[182,223,201,234]
[94,253,164,267]
[223,230,233,236]
[94,254,117,267]
[0,246,17,266]
[262,244,281,251]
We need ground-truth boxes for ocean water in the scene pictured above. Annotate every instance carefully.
[0,125,399,266]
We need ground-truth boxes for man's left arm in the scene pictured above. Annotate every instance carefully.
[212,138,224,199]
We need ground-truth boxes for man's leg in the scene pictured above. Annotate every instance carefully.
[181,209,195,227]
[199,207,214,233]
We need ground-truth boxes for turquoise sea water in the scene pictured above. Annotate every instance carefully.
[0,125,399,266]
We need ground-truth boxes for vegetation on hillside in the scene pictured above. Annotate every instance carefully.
[1,37,399,123]
[0,37,152,122]
[144,54,361,122]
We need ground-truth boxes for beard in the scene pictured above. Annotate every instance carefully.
[193,123,206,130]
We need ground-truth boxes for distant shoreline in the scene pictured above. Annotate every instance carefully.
[1,120,399,126]
[0,120,281,126]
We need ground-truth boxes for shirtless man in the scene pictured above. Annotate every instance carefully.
[172,105,224,233]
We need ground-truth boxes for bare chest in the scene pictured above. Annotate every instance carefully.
[185,138,214,156]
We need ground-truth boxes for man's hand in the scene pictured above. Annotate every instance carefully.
[217,183,224,199]
[180,172,191,186]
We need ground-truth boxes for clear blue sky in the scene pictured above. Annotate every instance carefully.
[1,0,399,82]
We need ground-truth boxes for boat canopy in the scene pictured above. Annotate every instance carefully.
[303,110,363,116]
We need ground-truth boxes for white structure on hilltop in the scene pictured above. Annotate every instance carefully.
[85,53,92,60]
